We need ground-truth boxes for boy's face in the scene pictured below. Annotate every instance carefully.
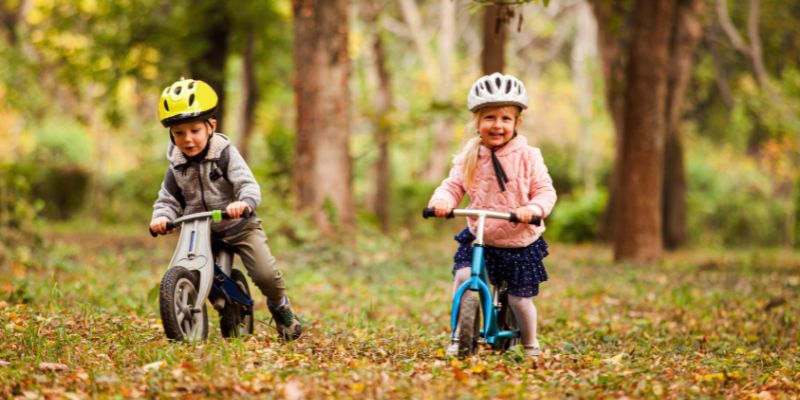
[170,119,216,157]
[477,106,521,148]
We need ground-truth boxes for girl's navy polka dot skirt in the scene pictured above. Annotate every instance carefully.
[453,227,549,297]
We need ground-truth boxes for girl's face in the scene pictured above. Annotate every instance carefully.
[477,107,521,148]
[171,119,216,157]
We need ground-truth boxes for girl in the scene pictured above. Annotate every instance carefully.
[150,78,302,341]
[428,73,557,358]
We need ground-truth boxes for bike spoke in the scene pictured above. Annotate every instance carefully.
[181,287,190,306]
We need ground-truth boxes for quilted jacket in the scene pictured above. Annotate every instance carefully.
[428,134,557,248]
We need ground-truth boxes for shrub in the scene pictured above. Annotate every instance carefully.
[546,189,607,243]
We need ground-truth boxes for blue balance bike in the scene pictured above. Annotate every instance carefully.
[150,210,255,341]
[423,207,541,357]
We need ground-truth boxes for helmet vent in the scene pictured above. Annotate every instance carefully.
[188,81,195,89]
[175,86,182,95]
[163,100,169,111]
[484,82,493,94]
[504,80,511,94]
[495,77,502,87]
[188,94,195,106]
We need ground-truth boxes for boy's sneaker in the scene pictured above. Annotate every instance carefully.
[445,341,459,357]
[268,299,302,341]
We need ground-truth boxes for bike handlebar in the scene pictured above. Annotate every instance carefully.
[422,207,541,226]
[149,208,252,237]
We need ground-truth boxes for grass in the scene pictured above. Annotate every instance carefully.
[1,223,799,398]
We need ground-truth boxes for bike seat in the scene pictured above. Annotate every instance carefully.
[212,240,238,255]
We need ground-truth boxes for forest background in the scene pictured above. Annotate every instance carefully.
[0,0,799,397]
[1,0,798,255]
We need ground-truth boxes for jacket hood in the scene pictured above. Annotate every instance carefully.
[167,133,231,165]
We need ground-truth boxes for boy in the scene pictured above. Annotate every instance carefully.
[150,78,302,340]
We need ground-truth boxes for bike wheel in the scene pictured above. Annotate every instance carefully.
[457,293,482,357]
[159,266,208,342]
[495,290,520,351]
[219,269,254,338]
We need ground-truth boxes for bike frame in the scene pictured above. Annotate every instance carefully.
[166,210,254,337]
[449,210,520,346]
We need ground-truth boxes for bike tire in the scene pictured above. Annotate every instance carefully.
[494,290,520,351]
[159,266,208,342]
[219,269,254,338]
[457,293,482,357]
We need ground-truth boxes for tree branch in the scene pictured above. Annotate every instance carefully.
[746,0,768,87]
[714,0,748,54]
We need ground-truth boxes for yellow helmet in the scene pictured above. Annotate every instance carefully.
[158,78,218,127]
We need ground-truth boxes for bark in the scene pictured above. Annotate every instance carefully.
[365,0,393,232]
[663,0,705,249]
[189,2,230,132]
[237,26,259,161]
[481,4,507,74]
[614,0,675,262]
[590,0,631,242]
[292,0,354,231]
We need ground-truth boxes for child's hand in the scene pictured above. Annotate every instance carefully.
[514,206,540,224]
[226,201,252,219]
[150,216,172,235]
[430,199,452,218]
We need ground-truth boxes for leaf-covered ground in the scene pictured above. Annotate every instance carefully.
[1,223,799,398]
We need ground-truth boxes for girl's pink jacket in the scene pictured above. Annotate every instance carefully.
[428,135,557,248]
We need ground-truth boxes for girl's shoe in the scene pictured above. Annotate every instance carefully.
[445,341,459,357]
[524,344,541,358]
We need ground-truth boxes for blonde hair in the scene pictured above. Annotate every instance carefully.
[461,106,522,190]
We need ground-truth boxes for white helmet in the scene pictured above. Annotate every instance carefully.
[467,73,529,112]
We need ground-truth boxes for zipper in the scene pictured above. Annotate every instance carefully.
[197,163,209,211]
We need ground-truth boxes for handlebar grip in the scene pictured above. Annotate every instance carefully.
[220,208,252,220]
[149,221,177,237]
[422,207,455,219]
[509,213,542,226]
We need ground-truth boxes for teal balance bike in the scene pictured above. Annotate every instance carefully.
[423,207,541,357]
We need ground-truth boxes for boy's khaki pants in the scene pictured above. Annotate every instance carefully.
[222,219,286,304]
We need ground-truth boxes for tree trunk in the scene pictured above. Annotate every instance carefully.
[481,4,507,74]
[614,0,675,262]
[663,0,705,249]
[590,0,631,242]
[237,26,259,161]
[292,0,353,231]
[189,1,230,132]
[365,0,393,233]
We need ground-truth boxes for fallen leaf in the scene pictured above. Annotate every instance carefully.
[603,352,625,366]
[39,362,68,371]
[284,379,303,400]
[142,361,164,372]
[452,365,469,383]
[350,383,365,394]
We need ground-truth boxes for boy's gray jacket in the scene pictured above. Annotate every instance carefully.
[152,133,260,236]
